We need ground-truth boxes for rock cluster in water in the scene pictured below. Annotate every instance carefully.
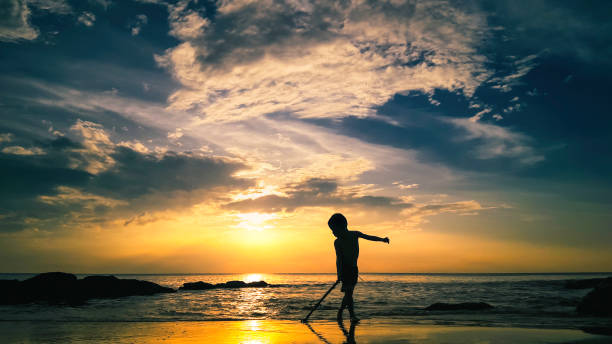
[179,280,269,290]
[565,277,612,289]
[0,272,175,305]
[425,302,494,311]
[576,278,612,316]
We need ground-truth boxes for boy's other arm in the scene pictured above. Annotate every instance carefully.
[334,240,343,281]
[356,231,390,244]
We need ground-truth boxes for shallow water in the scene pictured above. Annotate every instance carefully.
[1,320,610,344]
[0,273,610,329]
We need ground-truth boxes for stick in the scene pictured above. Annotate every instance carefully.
[302,280,340,322]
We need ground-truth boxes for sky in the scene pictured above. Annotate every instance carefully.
[1,0,611,273]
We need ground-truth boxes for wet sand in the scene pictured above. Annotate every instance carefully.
[0,319,609,343]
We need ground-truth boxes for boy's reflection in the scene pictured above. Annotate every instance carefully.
[304,320,359,344]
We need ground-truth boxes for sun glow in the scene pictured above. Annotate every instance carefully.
[234,212,278,231]
[244,274,263,283]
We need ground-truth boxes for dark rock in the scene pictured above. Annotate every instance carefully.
[221,280,248,288]
[0,272,175,305]
[565,277,612,289]
[0,280,21,304]
[425,302,494,311]
[577,280,612,316]
[78,275,175,298]
[20,272,80,304]
[179,281,215,290]
[246,281,268,288]
[179,280,269,291]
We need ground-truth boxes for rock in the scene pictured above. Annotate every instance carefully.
[246,281,268,288]
[425,302,494,311]
[222,280,248,288]
[0,272,175,305]
[565,277,612,289]
[78,275,175,298]
[179,280,269,291]
[0,279,21,304]
[20,272,80,304]
[577,281,612,316]
[180,281,215,290]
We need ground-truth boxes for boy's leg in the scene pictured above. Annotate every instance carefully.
[345,285,356,319]
[338,286,347,320]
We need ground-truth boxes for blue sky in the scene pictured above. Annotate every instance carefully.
[0,0,610,272]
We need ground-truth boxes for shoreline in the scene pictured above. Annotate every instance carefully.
[1,319,610,343]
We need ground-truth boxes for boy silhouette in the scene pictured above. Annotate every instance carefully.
[328,213,389,321]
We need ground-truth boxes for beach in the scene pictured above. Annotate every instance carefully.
[2,273,611,343]
[1,320,610,344]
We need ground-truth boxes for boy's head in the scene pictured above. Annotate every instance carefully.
[328,213,348,237]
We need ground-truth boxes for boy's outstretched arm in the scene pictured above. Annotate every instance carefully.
[357,231,390,244]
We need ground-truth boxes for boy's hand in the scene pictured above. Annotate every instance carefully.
[383,237,390,244]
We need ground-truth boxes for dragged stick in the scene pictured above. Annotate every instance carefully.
[302,280,340,323]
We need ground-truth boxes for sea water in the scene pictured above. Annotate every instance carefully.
[0,273,610,329]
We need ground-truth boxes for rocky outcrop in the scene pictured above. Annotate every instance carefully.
[577,280,612,316]
[0,272,175,305]
[565,277,612,289]
[179,280,269,290]
[425,302,494,311]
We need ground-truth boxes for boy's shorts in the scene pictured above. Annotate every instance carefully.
[340,266,358,292]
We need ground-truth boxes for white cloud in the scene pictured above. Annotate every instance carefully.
[1,145,45,155]
[38,186,127,209]
[168,2,209,39]
[0,133,14,142]
[393,182,419,189]
[0,0,38,41]
[167,128,184,140]
[69,119,115,173]
[28,0,72,14]
[118,140,150,153]
[0,0,71,42]
[490,54,539,92]
[447,117,544,164]
[131,14,148,36]
[157,0,492,123]
[77,12,96,27]
[469,108,492,122]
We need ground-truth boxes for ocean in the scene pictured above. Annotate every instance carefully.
[1,273,610,330]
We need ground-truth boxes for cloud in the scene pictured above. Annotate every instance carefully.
[489,54,539,92]
[156,0,492,122]
[225,177,485,228]
[77,12,96,27]
[0,0,72,42]
[394,182,419,189]
[168,1,209,39]
[0,133,15,142]
[0,0,38,41]
[225,177,409,213]
[0,121,251,232]
[130,14,148,36]
[1,145,46,155]
[447,117,544,164]
[27,0,72,14]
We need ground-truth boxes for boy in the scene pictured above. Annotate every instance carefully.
[328,213,389,321]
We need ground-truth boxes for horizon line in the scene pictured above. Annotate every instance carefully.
[1,271,611,275]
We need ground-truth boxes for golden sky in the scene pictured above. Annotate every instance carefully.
[1,0,611,273]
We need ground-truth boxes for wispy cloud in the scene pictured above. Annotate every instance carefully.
[447,117,543,164]
[77,12,96,27]
[130,14,148,36]
[156,0,492,122]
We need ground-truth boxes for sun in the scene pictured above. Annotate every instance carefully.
[234,212,278,231]
[244,274,263,283]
